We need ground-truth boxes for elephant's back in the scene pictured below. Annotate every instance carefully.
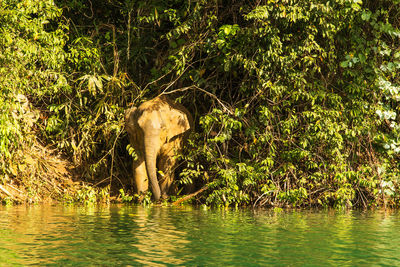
[137,96,167,112]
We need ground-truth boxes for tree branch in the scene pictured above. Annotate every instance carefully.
[172,185,209,206]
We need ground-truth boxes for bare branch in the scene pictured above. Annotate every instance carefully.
[161,85,234,115]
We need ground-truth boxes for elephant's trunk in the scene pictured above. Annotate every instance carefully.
[144,132,162,201]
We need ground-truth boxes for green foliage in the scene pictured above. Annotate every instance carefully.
[63,185,110,204]
[3,0,400,208]
[0,0,68,184]
[0,0,132,201]
[119,188,133,203]
[161,0,400,208]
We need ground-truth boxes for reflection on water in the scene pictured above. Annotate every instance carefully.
[131,207,190,266]
[1,205,400,266]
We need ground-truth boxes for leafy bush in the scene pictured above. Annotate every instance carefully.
[2,0,400,207]
[136,0,400,208]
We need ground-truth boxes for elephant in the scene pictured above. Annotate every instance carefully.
[124,95,193,201]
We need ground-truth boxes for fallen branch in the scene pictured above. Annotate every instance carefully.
[0,184,16,200]
[6,183,23,194]
[172,185,209,206]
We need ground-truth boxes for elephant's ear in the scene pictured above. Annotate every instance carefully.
[125,106,138,135]
[125,107,137,123]
[167,110,191,140]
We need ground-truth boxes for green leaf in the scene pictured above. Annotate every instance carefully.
[340,61,348,68]
[224,27,231,35]
[361,11,371,21]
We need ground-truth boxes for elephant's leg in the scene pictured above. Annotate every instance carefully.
[133,157,149,194]
[158,143,179,198]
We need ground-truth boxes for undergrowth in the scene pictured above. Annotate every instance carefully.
[2,0,400,208]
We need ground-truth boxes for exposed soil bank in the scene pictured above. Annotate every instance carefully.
[0,138,87,204]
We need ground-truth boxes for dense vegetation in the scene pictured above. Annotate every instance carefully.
[1,0,400,208]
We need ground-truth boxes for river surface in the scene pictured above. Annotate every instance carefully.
[1,205,400,266]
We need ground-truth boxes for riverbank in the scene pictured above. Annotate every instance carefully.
[0,137,83,204]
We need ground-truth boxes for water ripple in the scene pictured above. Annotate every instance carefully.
[1,206,400,266]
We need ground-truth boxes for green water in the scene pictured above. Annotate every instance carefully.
[1,205,400,266]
